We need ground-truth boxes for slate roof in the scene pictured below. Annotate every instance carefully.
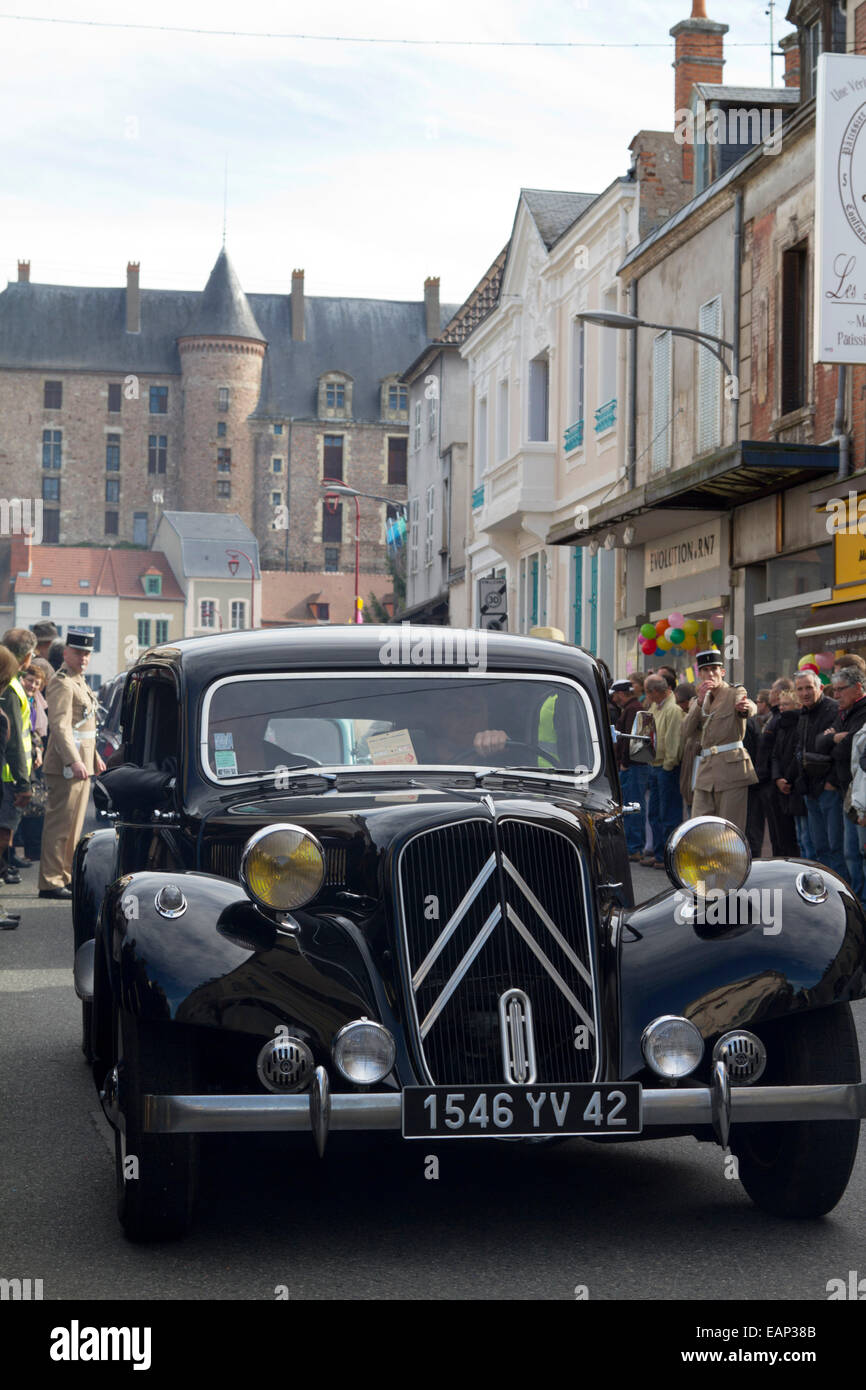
[691,83,799,105]
[248,293,458,421]
[521,188,599,249]
[157,511,261,579]
[15,547,184,599]
[180,248,265,342]
[0,250,458,423]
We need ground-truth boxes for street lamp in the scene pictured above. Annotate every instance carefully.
[320,481,407,625]
[576,310,734,372]
[226,548,256,630]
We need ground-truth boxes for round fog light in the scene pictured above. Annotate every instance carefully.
[332,1019,396,1084]
[641,1014,704,1079]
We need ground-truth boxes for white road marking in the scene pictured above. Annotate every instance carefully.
[0,968,73,991]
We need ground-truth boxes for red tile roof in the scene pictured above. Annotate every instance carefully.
[261,570,395,626]
[437,246,508,346]
[14,545,184,600]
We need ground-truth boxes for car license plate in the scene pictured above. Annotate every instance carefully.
[402,1083,642,1138]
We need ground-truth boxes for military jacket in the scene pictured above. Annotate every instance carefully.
[43,665,100,776]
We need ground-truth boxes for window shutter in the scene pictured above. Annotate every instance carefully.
[651,332,672,473]
[697,296,722,454]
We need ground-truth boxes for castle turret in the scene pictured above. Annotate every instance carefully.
[177,249,266,526]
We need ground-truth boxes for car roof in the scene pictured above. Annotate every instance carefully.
[135,624,604,686]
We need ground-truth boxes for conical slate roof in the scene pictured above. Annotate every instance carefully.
[180,247,266,343]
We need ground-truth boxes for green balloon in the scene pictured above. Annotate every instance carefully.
[819,672,830,685]
[711,628,724,645]
[640,623,656,639]
[670,628,685,644]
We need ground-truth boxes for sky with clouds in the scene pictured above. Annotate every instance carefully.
[0,1,795,307]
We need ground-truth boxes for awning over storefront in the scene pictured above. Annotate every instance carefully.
[796,597,866,652]
[394,595,450,625]
[548,440,840,548]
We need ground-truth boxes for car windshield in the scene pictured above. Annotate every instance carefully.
[202,673,598,782]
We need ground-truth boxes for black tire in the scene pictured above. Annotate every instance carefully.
[115,1009,198,1242]
[731,1005,861,1218]
[81,1001,93,1063]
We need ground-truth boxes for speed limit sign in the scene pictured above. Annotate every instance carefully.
[478,577,507,630]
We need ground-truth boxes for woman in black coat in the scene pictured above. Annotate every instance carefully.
[771,691,806,856]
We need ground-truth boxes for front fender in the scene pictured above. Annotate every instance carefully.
[619,859,866,1077]
[72,827,117,953]
[103,872,409,1079]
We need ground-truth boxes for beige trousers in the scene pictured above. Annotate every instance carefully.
[691,784,750,834]
[38,773,91,890]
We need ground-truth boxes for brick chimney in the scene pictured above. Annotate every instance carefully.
[17,260,30,283]
[424,276,440,339]
[126,261,141,333]
[670,1,728,182]
[291,269,305,341]
[779,31,800,87]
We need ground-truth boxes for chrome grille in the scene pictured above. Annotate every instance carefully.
[398,818,599,1086]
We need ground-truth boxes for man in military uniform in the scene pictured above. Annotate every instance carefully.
[682,649,757,832]
[38,630,105,899]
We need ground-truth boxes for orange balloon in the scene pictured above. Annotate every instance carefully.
[654,618,668,636]
[683,635,697,650]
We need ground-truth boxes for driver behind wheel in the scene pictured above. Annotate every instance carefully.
[404,690,508,765]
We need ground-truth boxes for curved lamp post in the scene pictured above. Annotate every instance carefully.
[576,309,734,372]
[320,481,407,624]
[226,548,256,630]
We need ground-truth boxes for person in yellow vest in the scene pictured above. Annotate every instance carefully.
[0,628,37,883]
[530,628,566,766]
[38,630,105,899]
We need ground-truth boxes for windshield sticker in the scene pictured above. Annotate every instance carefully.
[367,729,419,766]
[214,750,239,778]
[213,731,234,750]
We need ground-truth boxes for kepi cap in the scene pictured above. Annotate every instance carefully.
[66,629,94,651]
[609,679,633,695]
[696,648,724,671]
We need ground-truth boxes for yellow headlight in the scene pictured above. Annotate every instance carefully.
[665,817,750,894]
[240,824,325,911]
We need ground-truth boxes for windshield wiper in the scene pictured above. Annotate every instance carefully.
[478,765,591,786]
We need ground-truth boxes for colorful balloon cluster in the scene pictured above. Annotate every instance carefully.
[798,651,834,686]
[639,611,725,658]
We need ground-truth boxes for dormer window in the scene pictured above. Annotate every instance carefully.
[318,372,352,420]
[382,375,409,421]
[143,573,162,596]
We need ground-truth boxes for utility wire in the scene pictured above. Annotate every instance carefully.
[0,13,780,47]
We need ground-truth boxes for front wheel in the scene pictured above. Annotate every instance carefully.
[730,1005,861,1218]
[114,1010,198,1242]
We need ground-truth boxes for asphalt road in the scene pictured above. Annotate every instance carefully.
[1,861,864,1301]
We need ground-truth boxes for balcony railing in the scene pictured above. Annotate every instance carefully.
[564,420,584,451]
[472,484,485,509]
[594,398,617,433]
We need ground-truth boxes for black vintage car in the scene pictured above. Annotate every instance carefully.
[72,626,866,1240]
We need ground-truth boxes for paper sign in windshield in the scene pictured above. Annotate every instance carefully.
[367,729,419,765]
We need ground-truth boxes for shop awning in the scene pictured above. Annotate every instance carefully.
[796,596,866,649]
[548,440,840,548]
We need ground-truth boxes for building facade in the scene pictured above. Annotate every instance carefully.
[0,251,454,608]
[401,249,507,626]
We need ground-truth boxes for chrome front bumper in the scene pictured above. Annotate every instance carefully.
[133,1076,866,1152]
